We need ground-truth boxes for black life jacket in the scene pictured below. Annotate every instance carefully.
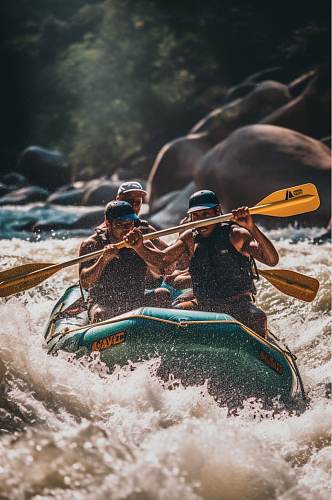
[189,223,256,302]
[88,227,147,309]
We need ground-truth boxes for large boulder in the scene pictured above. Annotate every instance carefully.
[223,67,282,103]
[17,146,71,190]
[0,183,10,197]
[47,187,85,205]
[81,180,121,206]
[261,69,331,139]
[194,124,331,226]
[149,182,197,229]
[147,81,291,208]
[147,134,211,207]
[148,190,181,216]
[1,171,28,189]
[0,186,49,205]
[190,80,291,136]
[29,208,105,232]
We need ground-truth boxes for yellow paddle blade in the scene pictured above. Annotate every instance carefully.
[0,262,54,281]
[258,269,319,302]
[252,183,320,217]
[0,265,61,297]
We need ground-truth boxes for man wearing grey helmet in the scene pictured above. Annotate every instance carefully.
[161,190,279,337]
[116,181,168,251]
[116,181,179,293]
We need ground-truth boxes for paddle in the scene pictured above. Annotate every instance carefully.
[257,269,319,302]
[0,261,319,302]
[0,183,320,298]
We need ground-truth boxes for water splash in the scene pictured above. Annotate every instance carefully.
[0,229,330,499]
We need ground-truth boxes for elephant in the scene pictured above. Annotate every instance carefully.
[194,124,331,226]
[18,146,71,190]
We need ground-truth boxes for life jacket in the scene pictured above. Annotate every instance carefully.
[189,223,257,302]
[88,227,147,310]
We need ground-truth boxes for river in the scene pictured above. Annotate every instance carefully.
[0,220,330,499]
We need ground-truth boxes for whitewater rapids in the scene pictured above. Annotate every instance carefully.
[0,227,330,499]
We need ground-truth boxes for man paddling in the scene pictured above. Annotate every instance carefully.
[79,200,168,322]
[161,190,279,337]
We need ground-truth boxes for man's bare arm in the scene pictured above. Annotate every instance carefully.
[147,224,168,250]
[161,230,193,266]
[231,207,279,266]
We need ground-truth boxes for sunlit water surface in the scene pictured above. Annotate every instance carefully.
[0,227,330,499]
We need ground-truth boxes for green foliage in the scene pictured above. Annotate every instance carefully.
[1,0,330,176]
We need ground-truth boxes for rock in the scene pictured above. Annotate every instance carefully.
[148,190,181,215]
[147,134,211,206]
[18,146,71,190]
[312,219,331,244]
[195,124,331,226]
[81,180,121,206]
[0,186,49,205]
[261,69,331,139]
[47,188,85,205]
[223,67,282,104]
[72,209,105,229]
[1,171,28,188]
[190,80,291,136]
[147,81,291,206]
[149,182,197,229]
[29,208,104,232]
[0,183,10,197]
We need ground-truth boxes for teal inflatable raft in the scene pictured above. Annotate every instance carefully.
[44,285,304,405]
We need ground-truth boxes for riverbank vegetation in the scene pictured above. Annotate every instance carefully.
[1,0,330,176]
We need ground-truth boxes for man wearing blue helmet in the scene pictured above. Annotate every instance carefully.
[79,200,169,322]
[161,190,279,337]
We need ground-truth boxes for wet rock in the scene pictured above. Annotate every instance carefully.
[0,186,49,205]
[312,219,331,244]
[195,124,331,226]
[18,145,71,190]
[29,208,105,232]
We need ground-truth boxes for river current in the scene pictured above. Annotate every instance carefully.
[0,222,330,499]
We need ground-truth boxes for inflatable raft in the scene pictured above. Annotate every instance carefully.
[44,284,304,405]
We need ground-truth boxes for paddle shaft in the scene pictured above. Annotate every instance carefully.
[0,183,320,298]
[1,209,238,284]
[0,193,317,287]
